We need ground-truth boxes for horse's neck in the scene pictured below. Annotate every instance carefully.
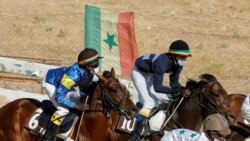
[176,95,204,131]
[89,84,102,110]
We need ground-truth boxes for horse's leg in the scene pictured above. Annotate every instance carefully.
[0,99,40,141]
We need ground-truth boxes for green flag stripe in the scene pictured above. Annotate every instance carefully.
[85,5,101,53]
[85,5,102,69]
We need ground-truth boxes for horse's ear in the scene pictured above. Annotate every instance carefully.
[111,67,115,77]
[199,75,209,84]
[96,73,107,83]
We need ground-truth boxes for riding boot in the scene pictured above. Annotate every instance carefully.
[128,114,148,141]
[43,121,59,141]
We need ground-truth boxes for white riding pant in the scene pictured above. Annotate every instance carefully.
[241,94,250,124]
[131,66,172,110]
[42,79,81,116]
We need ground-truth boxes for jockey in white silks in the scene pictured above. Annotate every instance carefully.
[42,48,102,141]
[241,94,250,141]
[161,113,231,141]
[128,40,192,141]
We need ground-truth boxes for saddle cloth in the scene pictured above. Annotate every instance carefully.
[25,100,79,140]
[116,110,167,133]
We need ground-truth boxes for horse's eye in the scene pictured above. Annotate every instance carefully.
[223,99,229,105]
[110,88,117,93]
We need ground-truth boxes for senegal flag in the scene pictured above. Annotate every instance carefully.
[85,5,138,75]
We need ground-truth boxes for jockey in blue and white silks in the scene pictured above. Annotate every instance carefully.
[44,63,94,109]
[42,48,102,141]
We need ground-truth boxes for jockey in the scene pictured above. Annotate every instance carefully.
[241,94,250,141]
[160,113,231,141]
[128,40,192,141]
[42,48,102,141]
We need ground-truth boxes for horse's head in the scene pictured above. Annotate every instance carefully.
[198,74,232,119]
[97,68,138,119]
[185,74,232,120]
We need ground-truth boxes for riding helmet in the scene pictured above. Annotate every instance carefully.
[168,40,191,57]
[203,113,231,136]
[78,48,103,68]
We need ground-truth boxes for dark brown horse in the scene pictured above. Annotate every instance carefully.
[0,68,137,141]
[162,74,231,127]
[143,74,232,140]
[227,94,249,141]
[103,74,233,141]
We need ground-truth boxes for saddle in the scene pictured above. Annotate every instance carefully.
[145,99,183,137]
[116,98,183,138]
[25,100,79,140]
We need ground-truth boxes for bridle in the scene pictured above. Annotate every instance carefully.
[86,79,134,120]
[193,80,230,116]
[101,81,132,119]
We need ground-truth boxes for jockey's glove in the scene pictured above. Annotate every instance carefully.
[171,87,182,94]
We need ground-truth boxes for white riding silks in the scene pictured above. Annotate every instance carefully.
[241,95,250,123]
[92,73,99,82]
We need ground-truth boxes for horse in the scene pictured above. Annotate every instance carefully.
[80,68,137,141]
[103,73,233,141]
[227,94,249,141]
[0,68,137,141]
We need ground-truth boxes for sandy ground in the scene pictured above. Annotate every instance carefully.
[0,0,249,104]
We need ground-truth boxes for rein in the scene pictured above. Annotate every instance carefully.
[193,80,228,114]
[166,80,228,130]
[85,82,132,119]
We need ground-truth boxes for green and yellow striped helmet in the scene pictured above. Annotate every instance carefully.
[78,48,103,66]
[168,40,191,57]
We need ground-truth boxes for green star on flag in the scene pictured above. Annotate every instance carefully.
[104,32,118,51]
[85,5,138,75]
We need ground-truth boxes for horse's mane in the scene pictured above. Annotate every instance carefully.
[199,73,217,82]
[185,79,199,90]
[185,73,218,90]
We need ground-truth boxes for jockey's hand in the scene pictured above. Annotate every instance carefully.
[171,87,182,99]
[181,88,191,97]
[75,103,89,112]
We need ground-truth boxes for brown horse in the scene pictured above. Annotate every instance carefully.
[0,68,137,141]
[80,69,137,141]
[103,74,233,141]
[139,73,232,141]
[164,74,232,130]
[227,94,249,141]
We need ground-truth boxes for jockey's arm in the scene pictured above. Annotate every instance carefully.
[55,73,77,108]
[169,66,183,88]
